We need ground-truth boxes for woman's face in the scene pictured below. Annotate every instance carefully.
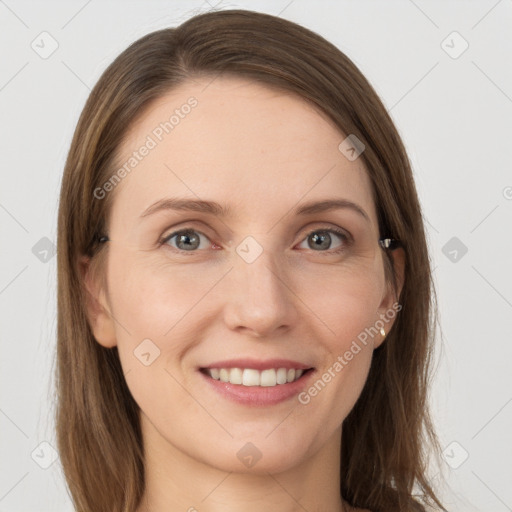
[86,75,403,474]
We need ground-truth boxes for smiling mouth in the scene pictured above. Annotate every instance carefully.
[200,367,314,387]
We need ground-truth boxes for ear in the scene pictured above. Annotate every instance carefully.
[79,255,117,348]
[374,247,405,349]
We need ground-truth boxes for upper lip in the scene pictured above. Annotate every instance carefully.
[200,358,313,371]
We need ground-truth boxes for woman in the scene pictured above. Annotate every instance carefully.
[55,8,447,512]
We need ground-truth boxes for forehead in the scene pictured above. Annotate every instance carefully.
[111,75,377,228]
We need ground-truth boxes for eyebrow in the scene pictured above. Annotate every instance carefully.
[140,197,370,222]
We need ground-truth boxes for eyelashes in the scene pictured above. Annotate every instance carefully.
[159,225,352,256]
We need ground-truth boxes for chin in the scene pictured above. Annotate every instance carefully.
[194,431,318,475]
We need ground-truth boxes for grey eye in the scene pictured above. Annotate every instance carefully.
[308,231,332,250]
[164,229,210,251]
[298,229,347,252]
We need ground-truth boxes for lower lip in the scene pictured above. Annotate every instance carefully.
[199,369,315,406]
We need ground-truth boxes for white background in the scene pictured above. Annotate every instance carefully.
[1,1,511,511]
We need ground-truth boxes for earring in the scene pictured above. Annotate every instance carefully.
[380,327,386,338]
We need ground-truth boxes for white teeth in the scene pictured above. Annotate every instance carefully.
[276,368,287,384]
[204,367,307,386]
[242,368,260,386]
[260,369,276,387]
[230,367,243,385]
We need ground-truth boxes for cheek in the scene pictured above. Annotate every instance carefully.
[293,266,381,417]
[107,250,209,337]
[299,264,383,348]
[106,250,228,388]
[106,255,204,418]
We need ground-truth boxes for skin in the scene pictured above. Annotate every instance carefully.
[83,75,404,512]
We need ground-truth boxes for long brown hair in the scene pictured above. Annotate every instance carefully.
[55,8,446,512]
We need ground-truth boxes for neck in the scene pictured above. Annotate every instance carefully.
[136,414,347,512]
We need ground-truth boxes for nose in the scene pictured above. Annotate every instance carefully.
[221,248,299,338]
